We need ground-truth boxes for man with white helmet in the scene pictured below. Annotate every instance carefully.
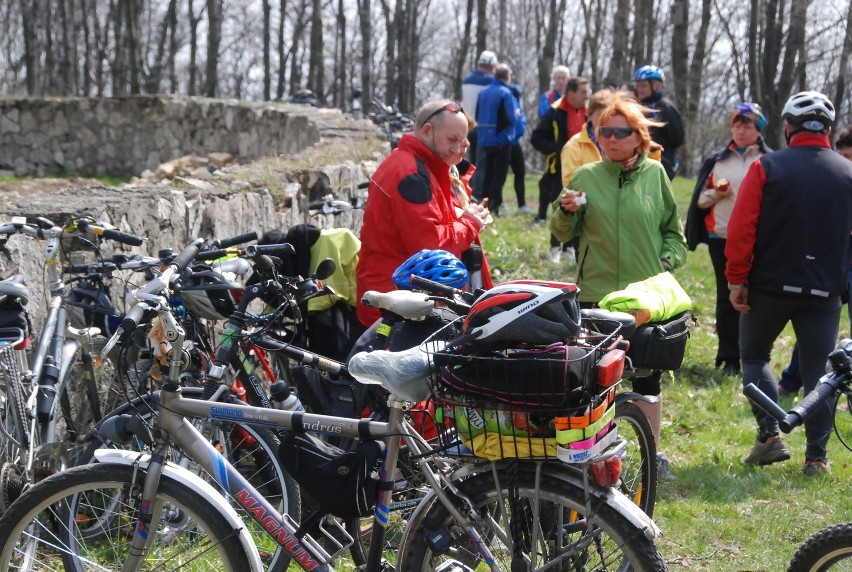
[726,91,852,476]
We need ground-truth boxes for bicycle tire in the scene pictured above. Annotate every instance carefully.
[0,346,29,511]
[788,522,852,572]
[65,336,121,442]
[398,465,667,571]
[85,387,300,572]
[0,462,251,571]
[615,400,658,516]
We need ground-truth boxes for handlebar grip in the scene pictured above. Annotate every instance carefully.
[195,248,229,261]
[409,275,461,297]
[100,228,145,246]
[784,374,844,432]
[213,231,258,249]
[63,264,93,274]
[246,243,295,257]
[120,302,149,332]
[743,384,789,424]
[170,242,201,274]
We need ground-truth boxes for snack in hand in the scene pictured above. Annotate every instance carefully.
[716,178,731,192]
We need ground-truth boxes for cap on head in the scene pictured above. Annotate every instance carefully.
[633,65,665,82]
[731,102,767,132]
[478,50,498,66]
[782,91,835,131]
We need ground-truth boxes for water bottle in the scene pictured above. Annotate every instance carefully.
[269,381,304,412]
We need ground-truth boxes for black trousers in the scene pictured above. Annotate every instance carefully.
[479,145,511,214]
[707,238,740,365]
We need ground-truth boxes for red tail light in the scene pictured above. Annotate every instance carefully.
[597,349,625,387]
[591,455,622,488]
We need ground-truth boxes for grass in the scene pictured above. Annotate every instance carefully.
[483,172,852,571]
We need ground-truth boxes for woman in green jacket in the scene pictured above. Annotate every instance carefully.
[548,94,688,481]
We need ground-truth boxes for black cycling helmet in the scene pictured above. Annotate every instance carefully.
[179,269,243,320]
[456,282,581,348]
[392,249,469,290]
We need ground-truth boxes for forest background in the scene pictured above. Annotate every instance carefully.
[0,0,850,175]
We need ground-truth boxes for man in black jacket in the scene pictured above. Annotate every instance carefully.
[633,66,684,180]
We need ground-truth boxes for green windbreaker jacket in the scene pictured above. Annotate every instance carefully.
[548,153,688,303]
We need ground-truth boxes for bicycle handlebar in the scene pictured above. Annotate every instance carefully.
[743,339,852,433]
[210,231,257,250]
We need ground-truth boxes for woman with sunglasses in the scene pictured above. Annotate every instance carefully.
[549,93,688,481]
[684,103,770,377]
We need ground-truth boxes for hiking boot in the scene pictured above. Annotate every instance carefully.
[548,247,562,264]
[657,453,676,482]
[516,205,535,215]
[744,435,790,466]
[803,460,830,477]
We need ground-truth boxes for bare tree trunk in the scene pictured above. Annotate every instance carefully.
[45,0,56,93]
[670,0,688,107]
[80,0,92,95]
[335,0,346,108]
[307,0,324,102]
[147,0,177,94]
[769,0,809,146]
[20,0,38,94]
[263,0,271,100]
[125,0,141,94]
[110,0,127,96]
[57,0,73,93]
[289,0,310,94]
[832,0,852,133]
[476,0,487,57]
[605,0,630,87]
[539,0,558,94]
[277,0,288,100]
[205,0,221,97]
[747,0,761,103]
[188,0,202,95]
[453,0,475,101]
[686,0,711,124]
[358,0,372,109]
[167,0,178,92]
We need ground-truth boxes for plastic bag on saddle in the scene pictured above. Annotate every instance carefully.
[348,340,446,403]
[598,271,692,325]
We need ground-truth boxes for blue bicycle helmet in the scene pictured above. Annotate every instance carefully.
[633,65,665,82]
[392,250,469,290]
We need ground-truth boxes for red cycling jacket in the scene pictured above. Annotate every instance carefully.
[356,134,482,327]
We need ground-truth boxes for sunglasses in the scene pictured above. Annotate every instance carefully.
[421,102,465,126]
[598,126,636,140]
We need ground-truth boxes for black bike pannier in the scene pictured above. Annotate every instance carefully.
[626,310,695,370]
[0,296,29,338]
[278,432,383,519]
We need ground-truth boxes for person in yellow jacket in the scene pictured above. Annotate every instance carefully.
[561,88,663,188]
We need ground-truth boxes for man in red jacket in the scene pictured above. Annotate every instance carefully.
[726,91,852,476]
[356,99,491,327]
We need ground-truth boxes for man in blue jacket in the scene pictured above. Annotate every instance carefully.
[474,63,520,216]
[461,50,497,166]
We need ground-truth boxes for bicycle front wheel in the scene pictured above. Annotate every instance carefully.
[398,465,667,571]
[788,522,852,572]
[0,462,252,571]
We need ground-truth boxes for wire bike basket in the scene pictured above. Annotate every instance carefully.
[425,318,626,463]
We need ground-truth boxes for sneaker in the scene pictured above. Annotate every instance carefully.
[803,460,830,477]
[744,435,790,466]
[516,205,535,215]
[657,453,676,482]
[548,247,562,264]
[563,246,576,261]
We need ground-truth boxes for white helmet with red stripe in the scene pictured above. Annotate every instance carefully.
[457,281,581,348]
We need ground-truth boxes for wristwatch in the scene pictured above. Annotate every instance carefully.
[727,283,747,290]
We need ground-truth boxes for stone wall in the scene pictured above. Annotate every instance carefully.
[0,95,376,177]
[0,96,386,324]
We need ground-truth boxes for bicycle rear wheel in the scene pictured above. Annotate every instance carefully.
[398,464,667,571]
[615,400,657,515]
[0,462,251,571]
[788,522,852,572]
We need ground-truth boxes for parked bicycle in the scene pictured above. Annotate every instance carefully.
[745,338,852,572]
[0,215,144,511]
[0,241,667,571]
